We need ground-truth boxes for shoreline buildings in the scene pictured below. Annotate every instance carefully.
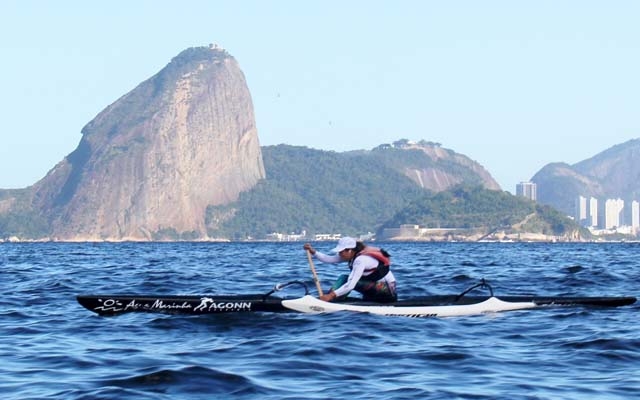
[516,179,638,236]
[575,196,639,234]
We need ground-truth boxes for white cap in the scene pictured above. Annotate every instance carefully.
[331,237,357,253]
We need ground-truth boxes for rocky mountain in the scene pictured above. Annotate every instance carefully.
[532,139,640,216]
[2,45,265,240]
[370,139,500,192]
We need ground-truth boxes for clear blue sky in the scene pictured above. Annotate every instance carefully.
[2,1,639,193]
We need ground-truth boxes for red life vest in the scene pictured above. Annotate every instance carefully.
[349,247,391,281]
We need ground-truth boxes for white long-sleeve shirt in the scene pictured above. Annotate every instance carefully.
[314,251,396,297]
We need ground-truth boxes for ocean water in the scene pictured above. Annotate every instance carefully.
[1,241,638,400]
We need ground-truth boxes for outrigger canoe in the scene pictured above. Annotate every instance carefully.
[77,280,636,318]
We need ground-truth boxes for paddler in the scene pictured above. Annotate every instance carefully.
[303,237,397,303]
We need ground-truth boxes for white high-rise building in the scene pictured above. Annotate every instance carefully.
[604,198,624,229]
[588,197,598,227]
[576,196,588,224]
[576,196,599,227]
[516,182,537,201]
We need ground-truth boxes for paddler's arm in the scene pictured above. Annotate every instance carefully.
[303,243,341,263]
[319,262,366,302]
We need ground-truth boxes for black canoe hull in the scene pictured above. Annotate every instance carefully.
[76,294,289,316]
[77,293,636,316]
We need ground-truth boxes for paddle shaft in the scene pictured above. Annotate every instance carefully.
[306,250,324,296]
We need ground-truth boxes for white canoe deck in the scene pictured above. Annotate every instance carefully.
[281,295,537,317]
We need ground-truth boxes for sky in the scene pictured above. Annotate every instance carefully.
[1,1,639,193]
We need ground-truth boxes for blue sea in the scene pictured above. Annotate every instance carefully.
[1,242,638,399]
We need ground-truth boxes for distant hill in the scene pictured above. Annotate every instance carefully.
[532,139,640,216]
[204,153,585,241]
[377,185,583,241]
[205,141,501,239]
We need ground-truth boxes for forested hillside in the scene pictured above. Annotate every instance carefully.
[378,185,583,239]
[205,145,581,240]
[205,145,425,239]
